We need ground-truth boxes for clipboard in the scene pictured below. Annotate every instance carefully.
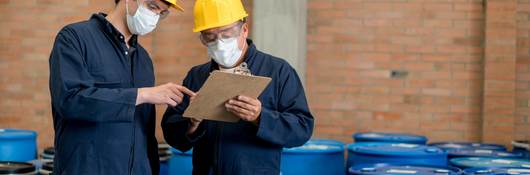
[183,71,272,122]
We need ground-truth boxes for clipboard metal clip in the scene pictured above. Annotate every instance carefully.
[234,62,252,76]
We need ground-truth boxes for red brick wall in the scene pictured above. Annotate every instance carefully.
[516,1,530,141]
[0,0,119,149]
[307,0,486,143]
[306,0,530,146]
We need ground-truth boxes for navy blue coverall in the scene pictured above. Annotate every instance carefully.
[162,39,314,175]
[49,13,159,175]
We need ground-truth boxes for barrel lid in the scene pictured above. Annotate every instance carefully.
[463,167,530,175]
[159,154,172,162]
[159,149,172,156]
[159,143,174,158]
[350,143,445,157]
[40,153,54,160]
[430,142,507,151]
[41,161,53,171]
[347,142,393,150]
[159,149,172,162]
[171,148,193,156]
[282,139,344,154]
[348,163,461,175]
[451,157,530,169]
[158,143,171,149]
[353,132,428,144]
[0,129,37,140]
[449,149,523,158]
[512,141,530,151]
[39,161,53,175]
[0,161,36,174]
[41,147,55,160]
[43,147,55,155]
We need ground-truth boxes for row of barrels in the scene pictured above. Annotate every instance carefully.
[0,129,195,175]
[1,128,529,174]
[280,132,530,175]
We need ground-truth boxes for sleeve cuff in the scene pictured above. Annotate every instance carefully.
[124,88,139,105]
[185,121,207,143]
[114,89,137,122]
[256,108,277,139]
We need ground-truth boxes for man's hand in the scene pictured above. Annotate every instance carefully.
[136,83,196,107]
[225,95,262,125]
[187,118,203,135]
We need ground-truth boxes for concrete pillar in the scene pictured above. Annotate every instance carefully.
[251,0,307,85]
[482,0,518,145]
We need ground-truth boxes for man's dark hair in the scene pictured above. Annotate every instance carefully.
[239,17,247,25]
[115,0,120,4]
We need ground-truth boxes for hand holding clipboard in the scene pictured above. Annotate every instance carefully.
[183,71,271,122]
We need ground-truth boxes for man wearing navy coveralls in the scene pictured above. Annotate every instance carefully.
[48,0,196,174]
[162,0,315,174]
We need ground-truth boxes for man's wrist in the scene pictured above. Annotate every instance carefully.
[251,115,260,126]
[136,88,145,105]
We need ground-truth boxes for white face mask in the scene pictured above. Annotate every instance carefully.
[207,37,243,68]
[126,0,160,36]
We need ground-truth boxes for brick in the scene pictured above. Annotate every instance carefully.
[422,88,452,96]
[405,63,435,71]
[373,112,402,121]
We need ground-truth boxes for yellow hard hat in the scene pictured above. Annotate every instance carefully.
[193,0,248,32]
[163,0,184,12]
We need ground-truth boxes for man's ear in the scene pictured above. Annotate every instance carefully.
[242,23,249,38]
[125,0,140,15]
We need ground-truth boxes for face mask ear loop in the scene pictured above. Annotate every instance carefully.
[126,0,130,15]
[126,0,142,16]
[136,0,142,12]
[239,37,246,53]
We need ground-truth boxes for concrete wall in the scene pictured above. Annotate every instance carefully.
[252,0,307,84]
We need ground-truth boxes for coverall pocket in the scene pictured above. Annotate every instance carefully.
[61,141,98,175]
[89,68,122,83]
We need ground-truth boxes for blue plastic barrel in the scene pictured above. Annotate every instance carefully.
[430,142,507,151]
[159,143,172,175]
[463,167,530,175]
[0,129,37,162]
[169,148,193,175]
[281,139,345,175]
[347,143,447,168]
[348,163,462,175]
[448,149,523,159]
[353,132,428,145]
[512,141,530,159]
[450,157,530,169]
[159,156,170,175]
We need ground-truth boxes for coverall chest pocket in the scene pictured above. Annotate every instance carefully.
[90,69,123,88]
[86,51,124,86]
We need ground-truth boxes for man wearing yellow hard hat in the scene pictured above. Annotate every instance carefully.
[162,0,314,174]
[48,0,196,174]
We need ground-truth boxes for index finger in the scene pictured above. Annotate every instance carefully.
[237,95,259,105]
[177,85,196,97]
[191,118,202,123]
